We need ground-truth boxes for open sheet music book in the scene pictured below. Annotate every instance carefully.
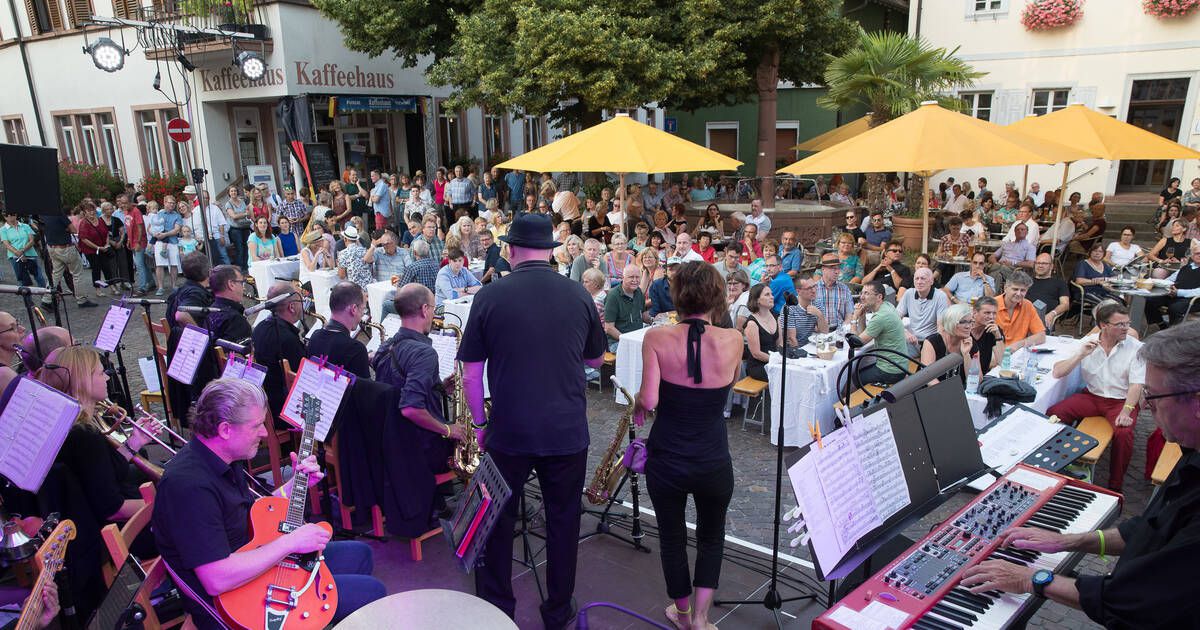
[280,357,353,442]
[221,355,268,388]
[0,377,81,491]
[787,409,911,572]
[429,330,458,380]
[94,304,133,354]
[166,324,210,385]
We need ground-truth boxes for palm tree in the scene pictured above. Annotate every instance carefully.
[817,30,985,212]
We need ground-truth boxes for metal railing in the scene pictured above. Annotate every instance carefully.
[135,0,270,41]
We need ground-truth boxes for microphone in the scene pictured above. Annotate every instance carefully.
[178,305,220,315]
[845,333,865,361]
[125,297,166,306]
[0,285,52,296]
[244,291,295,316]
[783,292,799,306]
[215,337,251,355]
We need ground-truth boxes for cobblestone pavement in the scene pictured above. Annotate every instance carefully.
[8,293,1153,629]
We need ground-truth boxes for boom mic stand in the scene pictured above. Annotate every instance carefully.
[132,296,174,431]
[714,294,819,627]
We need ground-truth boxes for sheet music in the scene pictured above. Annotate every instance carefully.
[280,357,351,442]
[848,409,910,522]
[94,304,132,353]
[166,325,210,385]
[977,407,1061,472]
[813,430,880,549]
[788,452,845,572]
[138,356,160,392]
[429,331,458,380]
[366,314,402,354]
[221,355,268,388]
[0,377,80,491]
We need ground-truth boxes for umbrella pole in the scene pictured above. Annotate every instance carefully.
[619,172,627,236]
[1021,165,1029,198]
[1050,162,1071,259]
[921,170,934,254]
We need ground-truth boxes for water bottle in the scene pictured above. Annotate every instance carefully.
[1000,347,1012,373]
[1023,352,1040,383]
[966,352,982,394]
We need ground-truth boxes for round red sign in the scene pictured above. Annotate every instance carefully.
[167,118,191,143]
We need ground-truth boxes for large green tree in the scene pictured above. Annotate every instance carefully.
[817,30,984,211]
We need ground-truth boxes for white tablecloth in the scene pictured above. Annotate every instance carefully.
[308,269,339,319]
[248,258,299,299]
[367,280,393,323]
[613,326,651,404]
[440,295,473,332]
[764,346,857,448]
[966,335,1084,430]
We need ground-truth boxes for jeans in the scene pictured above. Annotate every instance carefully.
[130,248,154,291]
[475,447,588,629]
[9,258,45,288]
[645,458,734,599]
[206,238,230,264]
[324,540,387,623]
[227,227,250,270]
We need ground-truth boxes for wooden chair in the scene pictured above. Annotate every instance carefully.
[407,471,458,561]
[1076,416,1114,481]
[213,346,229,372]
[1151,442,1183,485]
[733,376,769,434]
[142,314,179,434]
[834,384,886,413]
[244,359,298,489]
[99,483,187,629]
[592,351,617,392]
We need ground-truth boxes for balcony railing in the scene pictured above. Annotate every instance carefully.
[136,0,271,43]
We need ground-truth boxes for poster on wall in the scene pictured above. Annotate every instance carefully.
[246,165,278,195]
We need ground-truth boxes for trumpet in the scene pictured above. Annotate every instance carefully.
[96,400,168,482]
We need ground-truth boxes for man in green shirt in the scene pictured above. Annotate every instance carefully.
[850,281,910,388]
[0,211,45,288]
[602,265,647,352]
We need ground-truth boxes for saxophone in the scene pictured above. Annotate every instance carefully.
[584,380,636,505]
[440,322,481,478]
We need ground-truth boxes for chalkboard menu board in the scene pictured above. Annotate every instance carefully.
[303,143,338,190]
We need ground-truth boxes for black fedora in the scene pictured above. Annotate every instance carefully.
[499,213,561,249]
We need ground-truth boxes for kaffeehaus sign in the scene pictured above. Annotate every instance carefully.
[200,61,396,93]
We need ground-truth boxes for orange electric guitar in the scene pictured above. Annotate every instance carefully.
[15,519,75,630]
[215,394,337,630]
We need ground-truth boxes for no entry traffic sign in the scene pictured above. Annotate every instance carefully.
[167,118,191,143]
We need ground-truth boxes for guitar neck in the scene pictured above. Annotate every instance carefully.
[15,571,50,630]
[283,395,321,531]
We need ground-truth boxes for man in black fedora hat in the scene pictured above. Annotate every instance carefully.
[458,212,606,628]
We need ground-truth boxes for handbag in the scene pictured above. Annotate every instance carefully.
[621,437,647,474]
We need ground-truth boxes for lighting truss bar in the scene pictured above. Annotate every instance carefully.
[86,15,258,39]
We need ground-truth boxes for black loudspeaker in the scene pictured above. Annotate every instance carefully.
[0,143,61,216]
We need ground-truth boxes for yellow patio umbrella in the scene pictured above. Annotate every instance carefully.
[496,113,742,232]
[778,101,1093,252]
[1009,104,1200,256]
[789,115,872,152]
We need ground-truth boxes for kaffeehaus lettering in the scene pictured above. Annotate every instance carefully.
[294,62,395,89]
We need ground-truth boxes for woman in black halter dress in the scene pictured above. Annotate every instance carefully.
[634,261,745,630]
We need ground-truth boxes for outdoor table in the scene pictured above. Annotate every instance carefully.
[308,269,339,319]
[975,238,1005,251]
[763,344,859,447]
[334,589,517,630]
[367,279,393,322]
[440,295,473,332]
[934,256,971,269]
[248,257,299,299]
[1104,282,1171,336]
[613,326,652,404]
[965,335,1084,430]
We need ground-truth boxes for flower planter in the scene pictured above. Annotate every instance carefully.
[1020,0,1084,31]
[1143,0,1199,17]
[891,215,934,252]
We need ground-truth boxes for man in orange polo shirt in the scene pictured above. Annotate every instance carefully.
[994,271,1047,350]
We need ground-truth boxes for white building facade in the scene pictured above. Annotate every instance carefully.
[911,0,1200,195]
[0,0,661,199]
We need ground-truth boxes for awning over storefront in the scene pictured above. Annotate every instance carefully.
[328,96,420,116]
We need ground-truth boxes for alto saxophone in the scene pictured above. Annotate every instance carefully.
[440,322,481,478]
[584,382,635,505]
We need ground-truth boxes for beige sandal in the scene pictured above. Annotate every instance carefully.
[664,603,692,630]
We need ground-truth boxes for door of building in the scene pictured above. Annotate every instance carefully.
[1117,78,1189,192]
[338,128,376,176]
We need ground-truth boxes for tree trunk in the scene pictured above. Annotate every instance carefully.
[755,47,780,210]
[865,110,891,212]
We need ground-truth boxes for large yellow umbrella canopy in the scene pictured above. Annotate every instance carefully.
[789,115,871,152]
[495,113,743,173]
[778,102,1092,251]
[1009,104,1200,256]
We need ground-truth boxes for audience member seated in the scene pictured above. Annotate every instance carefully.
[862,242,911,298]
[994,271,1047,350]
[713,243,744,280]
[833,232,863,285]
[762,254,795,316]
[1143,242,1200,328]
[841,209,866,247]
[434,246,482,304]
[371,230,411,282]
[1071,202,1107,254]
[671,233,705,264]
[299,230,334,286]
[1028,253,1070,330]
[1047,301,1143,492]
[814,254,854,329]
[1146,218,1193,265]
[649,257,680,317]
[1074,242,1116,305]
[570,238,609,282]
[969,296,1005,371]
[919,303,974,385]
[742,283,778,380]
[726,270,751,328]
[898,267,949,352]
[1104,226,1143,268]
[989,222,1037,288]
[778,276,828,349]
[778,230,803,278]
[938,216,973,257]
[1002,202,1041,244]
[943,251,996,305]
[603,265,648,353]
[861,211,892,265]
[848,282,909,388]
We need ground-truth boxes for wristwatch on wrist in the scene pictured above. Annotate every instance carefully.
[1031,569,1054,597]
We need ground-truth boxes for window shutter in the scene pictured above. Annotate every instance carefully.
[114,0,139,19]
[23,0,41,34]
[65,0,91,28]
[46,0,63,30]
[1067,86,1097,109]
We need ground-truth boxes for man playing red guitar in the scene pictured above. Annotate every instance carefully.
[152,378,386,629]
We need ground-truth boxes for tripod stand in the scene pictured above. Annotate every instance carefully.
[579,420,650,553]
[714,295,820,627]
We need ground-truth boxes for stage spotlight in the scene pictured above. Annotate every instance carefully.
[85,37,125,73]
[235,51,265,80]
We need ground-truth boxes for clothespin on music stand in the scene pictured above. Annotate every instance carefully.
[809,421,823,450]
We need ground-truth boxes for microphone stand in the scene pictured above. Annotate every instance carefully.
[714,295,819,627]
[16,287,44,364]
[135,299,174,430]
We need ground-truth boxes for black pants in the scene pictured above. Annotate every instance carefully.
[1144,295,1199,326]
[84,251,114,285]
[475,447,588,629]
[851,362,906,393]
[645,457,734,600]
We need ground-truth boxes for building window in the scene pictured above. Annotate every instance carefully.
[961,92,993,120]
[2,117,27,145]
[967,0,1007,17]
[26,0,63,35]
[524,116,544,151]
[1031,89,1069,116]
[98,113,122,179]
[705,122,738,160]
[55,116,78,162]
[775,122,799,165]
[140,111,163,174]
[64,0,93,29]
[437,105,460,167]
[483,113,506,161]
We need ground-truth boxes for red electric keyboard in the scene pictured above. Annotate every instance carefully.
[814,464,1122,630]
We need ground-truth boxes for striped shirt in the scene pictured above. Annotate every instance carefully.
[814,280,854,329]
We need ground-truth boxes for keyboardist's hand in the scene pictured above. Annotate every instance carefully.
[996,527,1070,553]
[960,559,1033,595]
